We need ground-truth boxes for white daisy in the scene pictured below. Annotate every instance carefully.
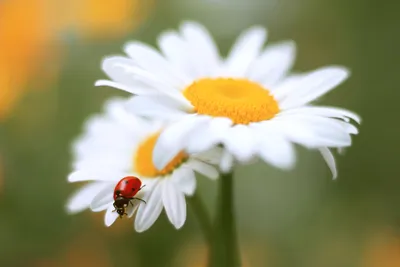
[66,97,220,232]
[95,21,360,178]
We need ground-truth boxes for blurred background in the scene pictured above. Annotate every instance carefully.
[1,0,399,266]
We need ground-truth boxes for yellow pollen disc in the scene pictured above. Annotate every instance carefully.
[183,78,280,124]
[134,132,188,177]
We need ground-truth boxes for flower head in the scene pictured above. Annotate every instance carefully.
[96,22,360,178]
[66,97,220,232]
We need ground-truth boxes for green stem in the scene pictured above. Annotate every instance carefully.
[209,172,241,267]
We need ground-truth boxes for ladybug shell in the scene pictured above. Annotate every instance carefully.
[113,176,142,200]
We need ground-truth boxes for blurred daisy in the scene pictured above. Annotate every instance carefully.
[66,98,220,232]
[96,21,360,178]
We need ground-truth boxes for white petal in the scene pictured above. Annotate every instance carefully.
[104,205,119,227]
[124,41,188,88]
[319,147,337,179]
[279,67,350,109]
[134,181,164,232]
[254,130,296,169]
[102,58,190,104]
[90,184,115,212]
[222,125,258,162]
[224,26,267,77]
[100,56,143,86]
[259,115,353,148]
[271,74,305,99]
[278,106,361,124]
[66,182,107,213]
[67,170,119,183]
[247,41,296,87]
[127,200,140,218]
[158,30,193,79]
[153,115,209,170]
[162,180,187,229]
[187,160,219,180]
[186,117,233,154]
[180,21,220,78]
[184,118,216,153]
[95,80,152,95]
[220,149,234,173]
[194,147,223,165]
[126,95,192,121]
[172,167,197,196]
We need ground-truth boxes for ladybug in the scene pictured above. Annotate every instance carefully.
[113,176,146,218]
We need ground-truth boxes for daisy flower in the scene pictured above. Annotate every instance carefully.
[66,97,220,232]
[95,21,360,178]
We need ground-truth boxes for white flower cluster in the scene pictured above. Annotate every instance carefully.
[66,22,360,232]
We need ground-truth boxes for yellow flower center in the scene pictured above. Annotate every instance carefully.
[183,78,279,124]
[134,132,188,177]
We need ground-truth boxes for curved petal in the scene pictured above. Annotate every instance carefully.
[134,181,164,232]
[153,115,209,170]
[186,117,232,154]
[222,125,258,162]
[184,118,216,153]
[66,182,107,214]
[67,170,118,183]
[258,115,353,148]
[187,160,219,180]
[172,167,196,196]
[102,57,190,104]
[224,26,267,77]
[279,67,350,109]
[95,80,152,95]
[162,180,187,229]
[319,147,337,179]
[124,41,189,88]
[256,133,296,169]
[194,147,223,165]
[277,106,361,124]
[90,184,115,212]
[220,149,234,173]
[127,96,192,121]
[104,205,119,227]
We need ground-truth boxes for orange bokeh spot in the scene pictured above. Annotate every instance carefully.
[0,0,153,120]
[362,229,400,267]
[0,0,56,120]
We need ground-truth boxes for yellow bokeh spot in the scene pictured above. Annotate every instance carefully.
[183,78,280,125]
[58,0,153,39]
[0,0,153,120]
[134,132,187,178]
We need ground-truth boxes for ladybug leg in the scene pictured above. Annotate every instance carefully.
[131,197,146,204]
[138,185,146,191]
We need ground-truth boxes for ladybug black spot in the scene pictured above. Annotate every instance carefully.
[132,188,136,191]
[125,180,129,184]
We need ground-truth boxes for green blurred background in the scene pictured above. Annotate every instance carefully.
[1,0,400,266]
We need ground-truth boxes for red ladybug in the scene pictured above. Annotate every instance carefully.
[113,176,146,218]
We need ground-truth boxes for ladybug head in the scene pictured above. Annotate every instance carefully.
[116,207,126,217]
[113,197,130,218]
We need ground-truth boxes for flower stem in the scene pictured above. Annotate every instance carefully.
[209,172,241,267]
[187,191,213,246]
